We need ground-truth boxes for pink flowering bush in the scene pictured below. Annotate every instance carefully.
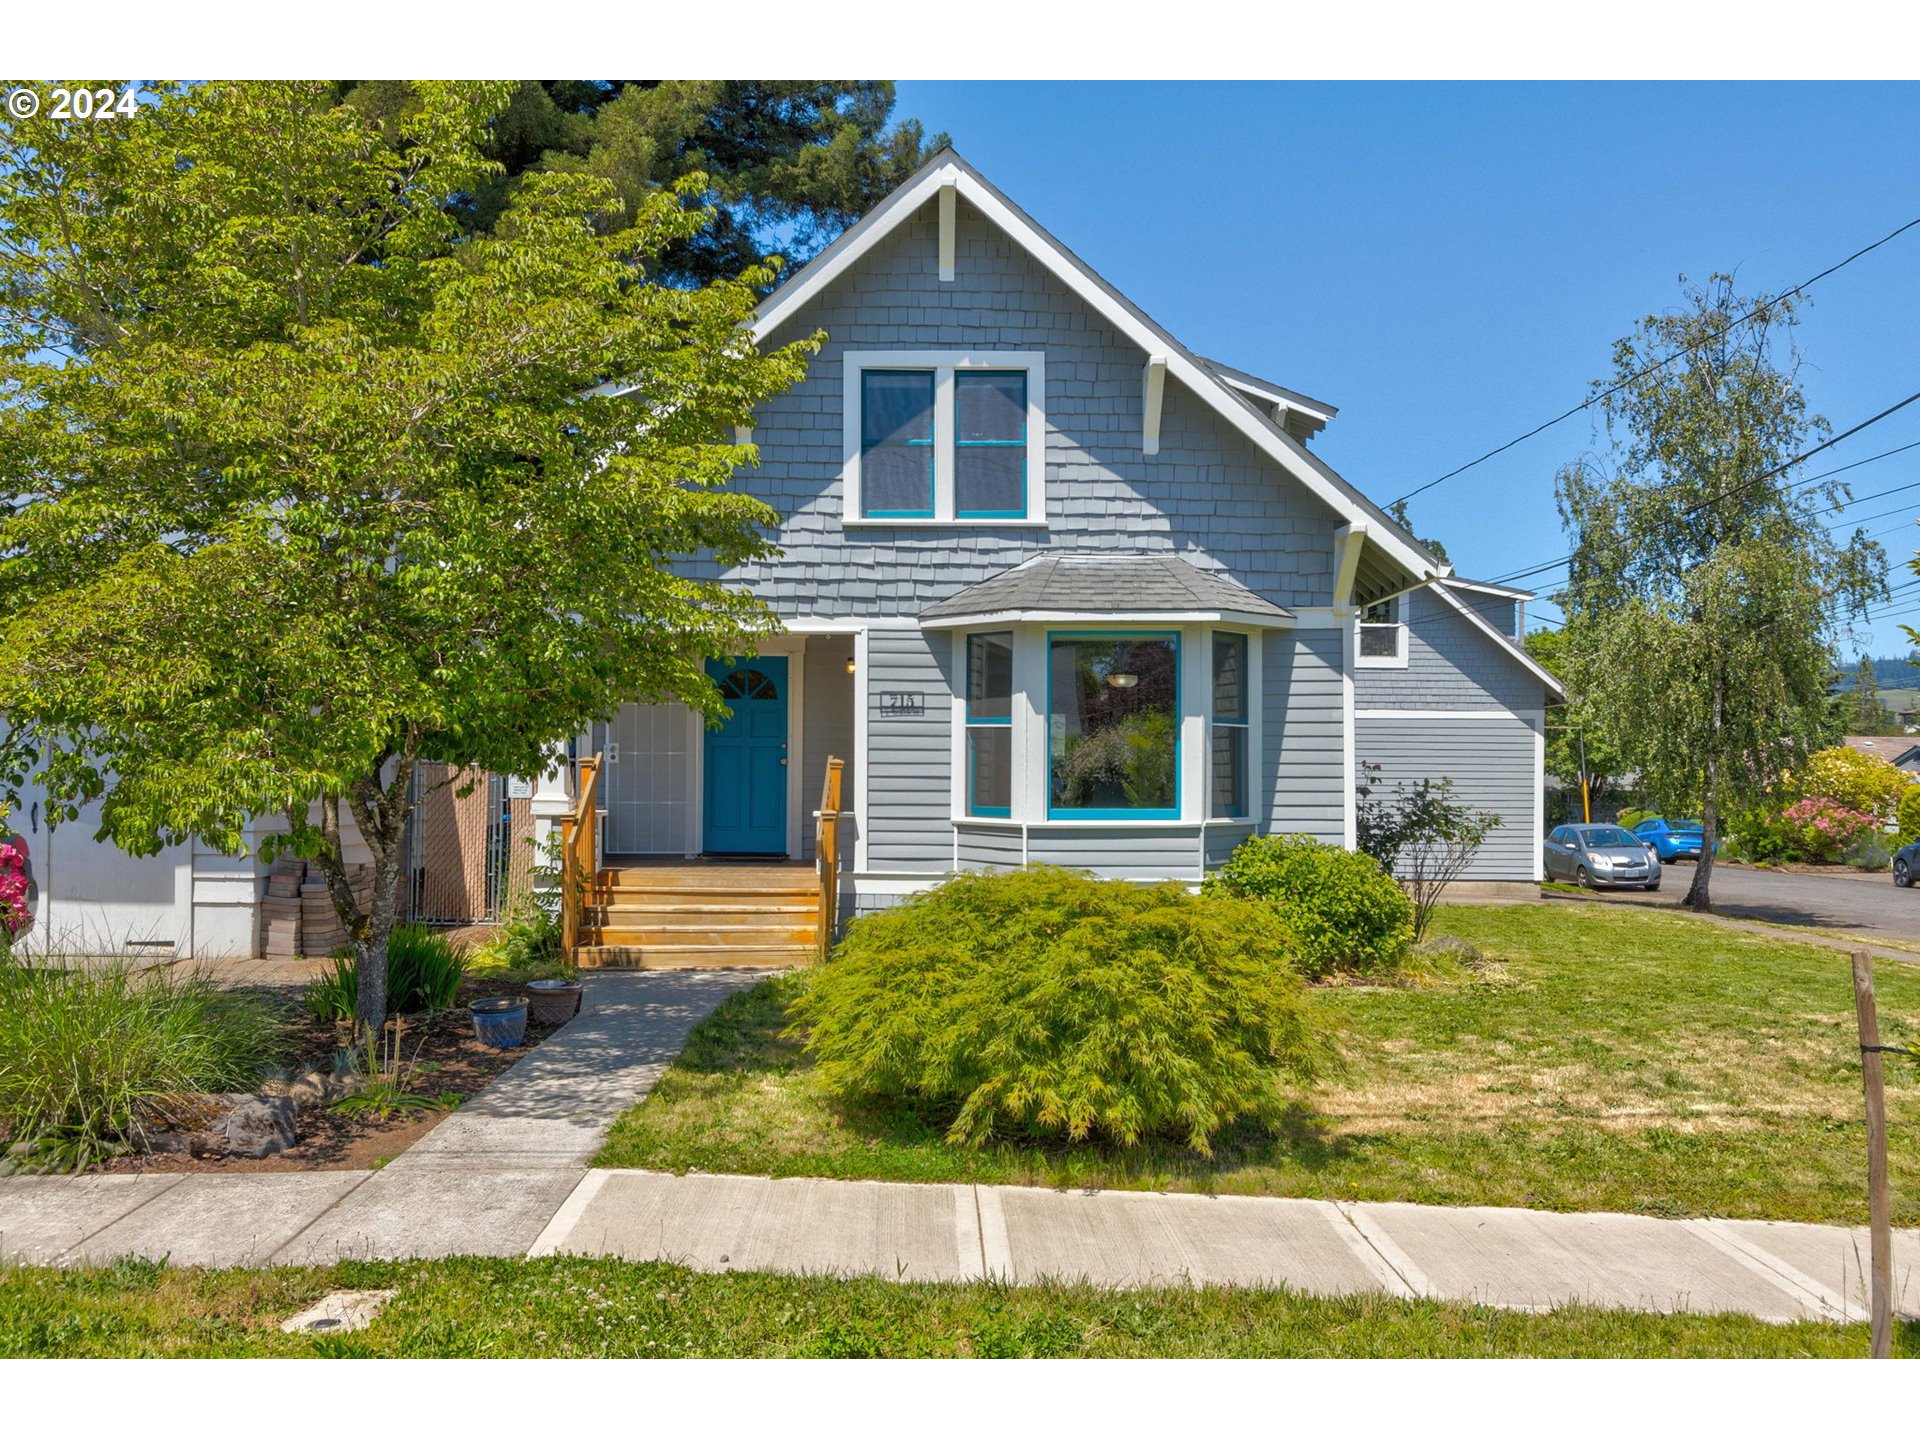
[0,837,29,938]
[1778,797,1879,862]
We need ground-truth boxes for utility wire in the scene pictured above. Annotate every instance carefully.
[1389,213,1920,507]
[1486,393,1920,586]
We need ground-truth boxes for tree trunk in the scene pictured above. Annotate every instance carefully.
[1686,677,1722,912]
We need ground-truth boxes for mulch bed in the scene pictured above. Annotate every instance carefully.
[101,977,571,1176]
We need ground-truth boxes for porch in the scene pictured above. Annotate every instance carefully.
[572,856,822,970]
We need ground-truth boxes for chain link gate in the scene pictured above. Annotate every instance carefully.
[404,764,535,925]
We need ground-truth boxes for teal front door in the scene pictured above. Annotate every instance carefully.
[703,656,790,855]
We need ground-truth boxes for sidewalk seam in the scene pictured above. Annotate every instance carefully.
[527,1169,610,1258]
[49,1175,186,1264]
[1335,1203,1435,1300]
[974,1186,1012,1281]
[258,1171,376,1267]
[1682,1219,1853,1321]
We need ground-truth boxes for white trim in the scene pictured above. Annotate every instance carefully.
[1354,707,1536,720]
[1287,605,1357,629]
[1142,355,1167,456]
[751,156,1442,585]
[1428,581,1566,699]
[853,627,871,873]
[841,349,1047,526]
[780,613,917,631]
[1342,616,1357,849]
[1532,708,1547,883]
[1199,357,1338,423]
[937,181,956,283]
[786,645,806,860]
[1440,576,1533,601]
[922,607,1289,631]
[1355,622,1409,668]
[1331,523,1367,609]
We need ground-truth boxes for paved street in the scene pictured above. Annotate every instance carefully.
[1565,859,1920,949]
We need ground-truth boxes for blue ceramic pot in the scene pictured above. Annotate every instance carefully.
[468,997,529,1048]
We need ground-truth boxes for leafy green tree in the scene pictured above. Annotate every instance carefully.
[0,81,817,1034]
[1524,624,1633,818]
[1554,275,1884,910]
[338,81,943,287]
[1385,498,1450,565]
[1848,655,1902,735]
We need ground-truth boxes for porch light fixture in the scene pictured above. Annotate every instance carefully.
[1106,672,1139,689]
[845,656,856,675]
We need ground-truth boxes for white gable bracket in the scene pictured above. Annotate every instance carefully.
[1142,355,1168,456]
[938,182,957,283]
[1332,522,1367,610]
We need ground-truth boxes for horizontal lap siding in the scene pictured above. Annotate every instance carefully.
[956,825,1022,870]
[1025,827,1205,882]
[1204,822,1256,869]
[1356,715,1540,880]
[864,628,953,871]
[1264,629,1345,844]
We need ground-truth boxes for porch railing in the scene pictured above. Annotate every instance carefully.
[814,756,845,960]
[559,752,602,960]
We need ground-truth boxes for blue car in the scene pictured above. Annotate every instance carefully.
[1631,816,1710,862]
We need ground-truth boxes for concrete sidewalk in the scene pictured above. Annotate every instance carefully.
[529,1169,1920,1325]
[0,969,763,1269]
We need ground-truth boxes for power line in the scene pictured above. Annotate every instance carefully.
[1485,393,1920,586]
[1389,213,1920,507]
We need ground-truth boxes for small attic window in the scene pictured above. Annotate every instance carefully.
[1358,596,1408,668]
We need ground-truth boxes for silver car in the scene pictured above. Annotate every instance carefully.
[1544,823,1663,891]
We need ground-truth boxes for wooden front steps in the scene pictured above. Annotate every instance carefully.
[574,861,819,970]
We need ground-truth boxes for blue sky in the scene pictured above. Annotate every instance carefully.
[894,81,1920,657]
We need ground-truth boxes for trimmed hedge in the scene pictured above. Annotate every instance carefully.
[1202,833,1413,979]
[792,866,1330,1155]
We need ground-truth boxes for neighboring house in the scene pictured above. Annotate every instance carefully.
[1842,735,1920,773]
[12,148,1563,960]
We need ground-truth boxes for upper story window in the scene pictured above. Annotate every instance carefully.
[1358,595,1408,668]
[843,352,1046,526]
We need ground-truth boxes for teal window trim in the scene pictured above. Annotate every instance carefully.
[955,370,1028,520]
[860,368,935,519]
[1046,629,1182,821]
[966,630,1014,818]
[1210,630,1249,819]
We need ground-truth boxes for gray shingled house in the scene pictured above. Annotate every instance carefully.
[565,148,1561,962]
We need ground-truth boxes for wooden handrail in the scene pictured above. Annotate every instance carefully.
[558,753,602,960]
[815,756,844,960]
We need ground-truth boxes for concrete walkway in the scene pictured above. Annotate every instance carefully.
[2,964,1916,1326]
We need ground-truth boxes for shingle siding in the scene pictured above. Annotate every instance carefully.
[1355,587,1541,712]
[1356,714,1541,881]
[701,197,1344,619]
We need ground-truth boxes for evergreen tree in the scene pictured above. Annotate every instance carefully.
[337,81,944,287]
[1850,656,1900,735]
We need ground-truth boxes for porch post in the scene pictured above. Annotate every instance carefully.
[529,745,573,868]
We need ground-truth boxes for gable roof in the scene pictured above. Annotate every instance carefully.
[919,553,1293,628]
[1431,579,1564,702]
[751,148,1444,604]
[1842,735,1920,768]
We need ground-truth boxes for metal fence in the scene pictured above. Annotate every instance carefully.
[404,765,535,925]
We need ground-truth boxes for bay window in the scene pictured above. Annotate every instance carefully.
[966,632,1013,817]
[1047,633,1180,819]
[1210,632,1249,818]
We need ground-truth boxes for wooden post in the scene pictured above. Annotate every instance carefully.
[1852,948,1894,1358]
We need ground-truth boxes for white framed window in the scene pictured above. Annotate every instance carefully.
[1357,596,1408,668]
[1210,631,1250,818]
[843,351,1046,526]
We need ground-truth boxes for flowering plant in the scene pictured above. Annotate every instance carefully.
[0,836,30,937]
[1779,797,1878,862]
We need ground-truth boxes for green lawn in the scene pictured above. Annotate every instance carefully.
[0,1255,1908,1358]
[596,903,1920,1224]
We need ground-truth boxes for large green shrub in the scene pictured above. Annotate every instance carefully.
[305,923,467,1022]
[790,867,1330,1155]
[1202,834,1413,978]
[1899,786,1920,844]
[0,952,285,1170]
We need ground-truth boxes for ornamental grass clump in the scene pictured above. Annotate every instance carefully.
[790,866,1331,1156]
[305,924,468,1023]
[0,950,285,1171]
